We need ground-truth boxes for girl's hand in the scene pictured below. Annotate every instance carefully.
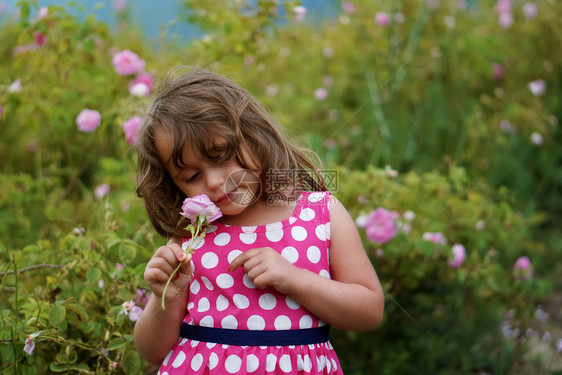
[144,242,193,303]
[228,247,299,295]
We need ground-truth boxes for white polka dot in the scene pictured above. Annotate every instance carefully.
[281,246,299,263]
[259,293,277,310]
[205,224,217,233]
[274,315,292,330]
[190,339,199,347]
[319,269,330,278]
[162,350,173,366]
[308,192,324,202]
[265,228,284,242]
[286,296,300,309]
[331,358,338,371]
[191,353,204,371]
[172,351,186,368]
[315,224,327,241]
[279,354,292,373]
[317,355,327,371]
[242,226,257,233]
[289,216,298,224]
[179,338,188,346]
[187,302,194,311]
[266,354,277,372]
[190,279,201,294]
[233,294,250,309]
[184,236,205,250]
[214,232,231,246]
[228,250,242,263]
[299,207,316,221]
[326,356,332,372]
[297,354,304,371]
[246,354,259,372]
[299,315,313,328]
[303,355,312,371]
[325,222,331,240]
[216,295,229,311]
[307,246,321,264]
[199,315,214,327]
[225,355,242,373]
[190,259,195,273]
[206,342,217,349]
[247,315,266,330]
[197,298,210,312]
[291,226,307,241]
[216,273,234,289]
[201,252,219,269]
[221,315,238,329]
[201,276,214,290]
[243,274,257,289]
[240,232,257,244]
[208,353,219,370]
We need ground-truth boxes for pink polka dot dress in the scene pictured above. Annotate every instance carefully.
[158,191,344,374]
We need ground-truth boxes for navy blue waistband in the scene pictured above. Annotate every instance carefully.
[180,323,330,346]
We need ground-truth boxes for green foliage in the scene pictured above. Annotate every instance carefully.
[0,0,560,373]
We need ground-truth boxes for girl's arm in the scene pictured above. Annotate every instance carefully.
[134,240,192,365]
[229,198,384,332]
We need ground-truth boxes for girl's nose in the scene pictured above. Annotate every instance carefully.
[205,167,225,191]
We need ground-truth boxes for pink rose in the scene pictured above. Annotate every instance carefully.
[449,244,466,268]
[128,71,154,95]
[513,256,533,280]
[528,79,546,96]
[122,116,142,145]
[23,337,35,355]
[375,12,390,26]
[112,50,146,76]
[181,195,223,223]
[95,184,110,199]
[76,108,101,132]
[34,32,46,46]
[342,2,356,13]
[423,232,448,246]
[365,207,399,244]
[314,88,328,100]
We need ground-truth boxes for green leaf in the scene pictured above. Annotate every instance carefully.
[122,350,141,374]
[107,338,126,350]
[118,242,137,263]
[49,305,67,326]
[86,267,102,283]
[50,362,70,372]
[67,303,89,321]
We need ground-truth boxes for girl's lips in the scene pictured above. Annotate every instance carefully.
[215,191,234,205]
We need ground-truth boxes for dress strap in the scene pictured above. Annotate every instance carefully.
[180,323,330,346]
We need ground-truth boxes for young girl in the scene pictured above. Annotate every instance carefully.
[133,67,384,374]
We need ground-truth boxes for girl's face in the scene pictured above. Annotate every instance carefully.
[154,129,262,219]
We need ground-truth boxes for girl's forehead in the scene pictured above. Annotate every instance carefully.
[153,127,227,165]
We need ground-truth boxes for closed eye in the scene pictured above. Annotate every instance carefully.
[185,172,200,183]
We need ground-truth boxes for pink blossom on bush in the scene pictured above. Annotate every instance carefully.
[8,79,22,93]
[530,132,543,146]
[113,0,127,12]
[423,232,447,246]
[493,63,504,80]
[37,6,48,20]
[34,32,46,46]
[0,2,6,14]
[123,116,142,145]
[342,2,356,13]
[449,244,466,268]
[314,88,328,100]
[498,12,513,28]
[0,105,3,117]
[293,6,307,22]
[94,184,110,199]
[528,79,546,96]
[76,109,101,132]
[522,3,537,18]
[375,12,390,26]
[23,336,35,355]
[496,0,512,14]
[364,207,399,244]
[128,71,154,95]
[121,300,143,322]
[112,50,145,76]
[513,256,533,280]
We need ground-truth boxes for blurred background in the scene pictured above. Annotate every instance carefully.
[0,0,560,373]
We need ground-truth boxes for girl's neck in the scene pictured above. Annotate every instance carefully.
[218,195,299,227]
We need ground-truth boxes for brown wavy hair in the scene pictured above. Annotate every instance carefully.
[135,66,326,239]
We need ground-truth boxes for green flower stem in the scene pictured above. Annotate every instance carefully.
[160,221,203,311]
